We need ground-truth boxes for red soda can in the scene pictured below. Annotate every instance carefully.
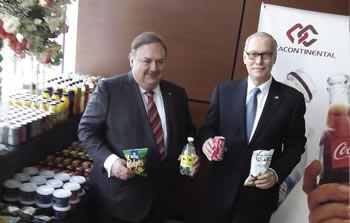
[211,136,225,161]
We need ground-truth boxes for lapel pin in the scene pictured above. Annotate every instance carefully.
[168,92,172,96]
[274,96,279,99]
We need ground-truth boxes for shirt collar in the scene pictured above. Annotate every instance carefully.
[247,76,272,95]
[139,84,161,96]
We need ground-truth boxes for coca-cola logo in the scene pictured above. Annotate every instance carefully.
[334,142,350,160]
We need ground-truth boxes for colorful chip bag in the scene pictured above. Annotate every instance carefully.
[123,148,148,176]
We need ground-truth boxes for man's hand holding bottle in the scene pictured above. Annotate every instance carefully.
[303,160,350,223]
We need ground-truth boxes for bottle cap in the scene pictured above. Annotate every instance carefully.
[187,137,194,142]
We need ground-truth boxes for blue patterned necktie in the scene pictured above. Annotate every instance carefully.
[246,87,261,140]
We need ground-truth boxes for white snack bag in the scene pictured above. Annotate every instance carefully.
[244,149,274,186]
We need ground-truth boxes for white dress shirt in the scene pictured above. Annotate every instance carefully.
[246,76,272,142]
[246,76,278,181]
[104,84,168,177]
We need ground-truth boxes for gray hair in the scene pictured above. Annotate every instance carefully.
[131,32,167,57]
[244,32,278,54]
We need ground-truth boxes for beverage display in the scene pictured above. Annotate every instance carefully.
[0,73,101,146]
[180,137,196,176]
[319,74,350,184]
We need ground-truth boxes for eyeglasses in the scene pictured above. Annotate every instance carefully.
[245,51,274,60]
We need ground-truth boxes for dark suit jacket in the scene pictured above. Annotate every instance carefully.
[77,72,195,222]
[199,77,306,223]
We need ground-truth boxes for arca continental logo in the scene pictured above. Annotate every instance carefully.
[286,23,318,47]
[278,23,335,58]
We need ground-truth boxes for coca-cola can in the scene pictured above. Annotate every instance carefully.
[211,136,225,161]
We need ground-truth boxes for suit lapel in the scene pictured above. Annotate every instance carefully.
[250,78,281,144]
[233,79,249,144]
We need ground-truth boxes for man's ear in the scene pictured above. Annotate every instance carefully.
[243,52,247,65]
[273,54,277,64]
[128,53,134,68]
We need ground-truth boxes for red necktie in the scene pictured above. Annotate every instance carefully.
[145,91,165,156]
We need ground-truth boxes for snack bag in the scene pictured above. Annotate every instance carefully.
[123,148,148,176]
[244,149,274,186]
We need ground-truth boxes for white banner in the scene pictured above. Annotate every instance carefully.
[258,3,350,223]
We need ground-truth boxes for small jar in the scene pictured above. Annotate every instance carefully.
[2,179,21,202]
[55,156,65,165]
[63,158,73,167]
[63,182,81,204]
[81,161,92,170]
[46,155,56,163]
[69,176,86,196]
[36,185,54,208]
[71,160,81,169]
[53,189,72,208]
[19,182,37,205]
[53,204,71,221]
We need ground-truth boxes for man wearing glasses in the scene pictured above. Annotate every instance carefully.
[199,32,306,223]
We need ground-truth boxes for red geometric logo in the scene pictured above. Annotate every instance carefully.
[286,23,318,47]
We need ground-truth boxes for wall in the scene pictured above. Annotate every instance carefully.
[75,0,348,130]
[74,1,348,222]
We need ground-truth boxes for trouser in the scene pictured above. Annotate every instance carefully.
[230,186,275,223]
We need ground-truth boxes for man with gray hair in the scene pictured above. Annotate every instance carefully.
[200,32,306,223]
[78,32,198,223]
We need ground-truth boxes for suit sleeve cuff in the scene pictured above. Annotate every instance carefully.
[269,168,279,183]
[104,154,120,178]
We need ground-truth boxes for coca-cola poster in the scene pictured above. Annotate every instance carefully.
[257,3,350,223]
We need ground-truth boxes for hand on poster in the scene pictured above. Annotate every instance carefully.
[303,160,350,223]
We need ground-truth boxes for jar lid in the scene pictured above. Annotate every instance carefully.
[14,173,31,182]
[23,167,39,176]
[46,179,64,189]
[63,182,81,191]
[36,185,55,196]
[3,179,21,189]
[20,182,37,192]
[54,172,70,182]
[69,197,80,204]
[30,176,47,186]
[39,170,55,179]
[69,176,86,184]
[52,204,71,212]
[36,201,53,208]
[53,189,72,199]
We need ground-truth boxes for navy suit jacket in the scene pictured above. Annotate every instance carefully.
[78,72,195,221]
[199,77,306,223]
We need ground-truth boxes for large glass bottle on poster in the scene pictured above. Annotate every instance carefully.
[319,74,350,184]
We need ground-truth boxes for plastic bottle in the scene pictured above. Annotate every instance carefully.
[180,137,196,176]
